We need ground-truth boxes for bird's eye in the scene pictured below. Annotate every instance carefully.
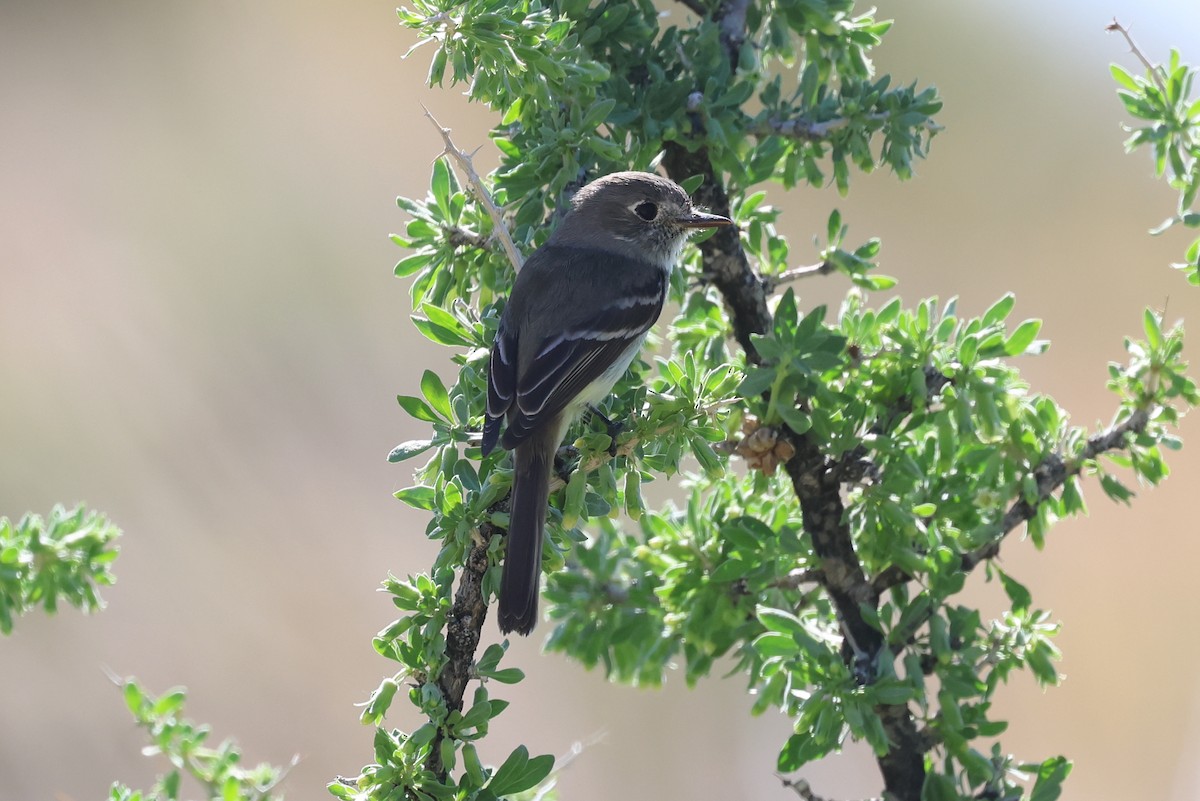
[634,201,659,221]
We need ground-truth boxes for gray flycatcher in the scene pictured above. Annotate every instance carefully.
[481,171,732,634]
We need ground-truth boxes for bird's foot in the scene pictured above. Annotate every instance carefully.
[587,405,626,457]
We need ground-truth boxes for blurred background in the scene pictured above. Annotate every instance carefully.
[2,1,1198,799]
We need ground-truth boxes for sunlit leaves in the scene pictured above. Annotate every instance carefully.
[112,680,289,801]
[368,5,1200,801]
[1111,47,1200,285]
[0,506,121,635]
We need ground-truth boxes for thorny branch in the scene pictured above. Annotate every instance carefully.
[422,105,524,272]
[1106,18,1167,94]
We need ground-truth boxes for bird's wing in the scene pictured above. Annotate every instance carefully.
[482,317,518,456]
[499,281,665,451]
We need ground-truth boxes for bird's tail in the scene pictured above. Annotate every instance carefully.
[497,423,557,635]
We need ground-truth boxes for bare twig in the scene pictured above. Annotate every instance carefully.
[771,567,825,590]
[422,105,524,272]
[777,775,883,801]
[768,260,835,289]
[1106,18,1167,94]
[446,225,491,251]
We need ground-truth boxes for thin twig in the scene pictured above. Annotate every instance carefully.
[1106,18,1167,94]
[768,260,835,289]
[758,113,943,143]
[771,567,825,590]
[777,775,883,801]
[422,104,524,272]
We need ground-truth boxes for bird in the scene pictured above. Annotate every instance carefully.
[481,171,733,634]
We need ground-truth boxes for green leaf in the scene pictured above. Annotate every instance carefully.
[388,439,434,463]
[758,606,805,636]
[431,158,451,216]
[395,251,432,277]
[1099,472,1135,504]
[1029,756,1072,801]
[421,370,453,420]
[562,468,587,528]
[982,293,1015,326]
[1026,641,1061,685]
[921,773,958,801]
[413,303,475,347]
[1143,308,1163,350]
[394,486,437,510]
[776,404,812,434]
[754,631,799,657]
[397,394,440,423]
[582,98,617,129]
[855,273,897,290]
[1004,319,1042,356]
[412,316,473,347]
[826,208,843,243]
[998,569,1031,612]
[710,559,751,582]
[487,746,554,797]
[1110,63,1139,92]
[483,667,524,684]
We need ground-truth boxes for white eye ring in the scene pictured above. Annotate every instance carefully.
[634,200,659,222]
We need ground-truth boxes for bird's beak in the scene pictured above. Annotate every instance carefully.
[675,209,734,228]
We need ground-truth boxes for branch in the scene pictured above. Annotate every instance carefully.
[962,408,1150,571]
[659,4,924,797]
[756,112,943,143]
[427,528,492,778]
[548,418,678,494]
[777,775,883,801]
[767,260,836,290]
[422,105,524,272]
[426,420,680,778]
[663,144,770,358]
[716,0,750,65]
[445,225,491,251]
[1106,18,1167,94]
[673,0,709,18]
[771,567,825,590]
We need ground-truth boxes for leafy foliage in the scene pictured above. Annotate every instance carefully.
[354,4,1200,801]
[1111,37,1200,284]
[0,505,120,634]
[110,680,292,801]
